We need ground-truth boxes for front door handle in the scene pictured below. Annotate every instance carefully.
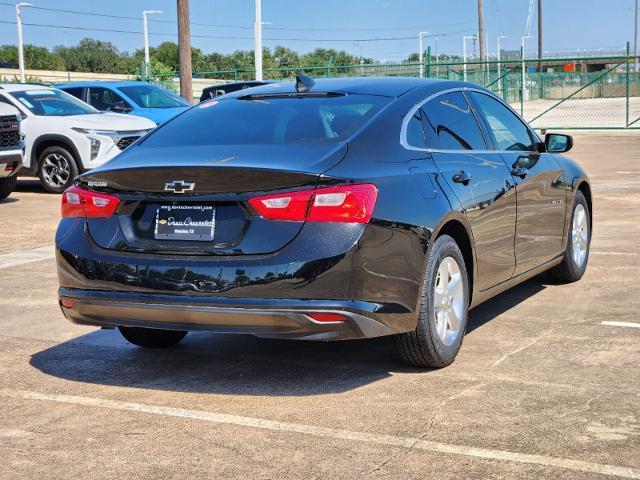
[511,166,528,178]
[452,171,471,185]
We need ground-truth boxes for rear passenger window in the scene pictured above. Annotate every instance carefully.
[405,108,427,148]
[422,92,486,150]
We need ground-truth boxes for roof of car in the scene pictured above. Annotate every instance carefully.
[58,81,151,89]
[224,77,455,98]
[0,83,62,92]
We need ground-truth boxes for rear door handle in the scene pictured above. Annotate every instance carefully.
[510,166,528,178]
[452,171,471,185]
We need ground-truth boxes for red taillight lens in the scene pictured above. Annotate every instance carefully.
[249,184,378,224]
[248,189,312,221]
[61,186,120,218]
[307,312,348,323]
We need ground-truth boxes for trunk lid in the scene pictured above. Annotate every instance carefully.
[79,143,347,255]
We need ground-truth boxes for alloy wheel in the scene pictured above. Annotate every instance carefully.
[572,204,589,267]
[433,256,464,346]
[41,153,71,189]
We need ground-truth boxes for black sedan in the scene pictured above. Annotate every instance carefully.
[55,76,591,368]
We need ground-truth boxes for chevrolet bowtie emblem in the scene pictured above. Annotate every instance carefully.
[164,180,195,193]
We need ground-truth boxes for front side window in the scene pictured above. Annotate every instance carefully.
[142,94,391,148]
[88,87,128,111]
[469,92,535,152]
[9,89,97,116]
[422,92,487,150]
[62,87,84,100]
[118,85,190,109]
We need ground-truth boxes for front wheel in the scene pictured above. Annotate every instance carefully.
[118,326,187,348]
[393,234,470,368]
[37,146,78,193]
[0,175,17,201]
[547,190,590,283]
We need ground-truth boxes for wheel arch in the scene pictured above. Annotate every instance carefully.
[431,213,476,304]
[31,134,82,174]
[576,180,592,231]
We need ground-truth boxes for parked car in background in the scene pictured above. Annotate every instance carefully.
[199,80,273,102]
[0,84,155,192]
[0,101,24,200]
[56,77,591,368]
[58,81,191,125]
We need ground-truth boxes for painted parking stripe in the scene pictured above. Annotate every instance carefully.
[1,389,639,479]
[601,321,640,329]
[0,245,54,270]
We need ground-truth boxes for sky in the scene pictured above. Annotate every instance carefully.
[0,0,635,62]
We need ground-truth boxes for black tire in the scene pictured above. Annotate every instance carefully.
[547,191,590,283]
[393,234,470,368]
[37,145,79,193]
[0,175,17,201]
[118,326,187,348]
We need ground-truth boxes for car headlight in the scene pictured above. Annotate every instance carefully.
[71,127,118,137]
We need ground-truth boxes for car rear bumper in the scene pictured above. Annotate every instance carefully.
[58,288,397,340]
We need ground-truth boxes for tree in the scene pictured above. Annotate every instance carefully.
[0,44,65,70]
[54,38,123,73]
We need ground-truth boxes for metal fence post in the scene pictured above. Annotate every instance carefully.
[234,65,238,81]
[520,46,525,116]
[626,42,631,127]
[426,46,431,78]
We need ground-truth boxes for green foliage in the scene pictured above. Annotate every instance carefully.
[0,38,379,79]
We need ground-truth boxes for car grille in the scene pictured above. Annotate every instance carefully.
[0,115,20,147]
[116,136,140,150]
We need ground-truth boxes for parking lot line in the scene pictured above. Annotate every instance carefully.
[1,388,639,479]
[0,245,55,270]
[601,321,640,329]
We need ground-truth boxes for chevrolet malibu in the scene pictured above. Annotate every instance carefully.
[55,77,591,368]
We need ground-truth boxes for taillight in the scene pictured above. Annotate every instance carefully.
[249,184,378,224]
[61,186,120,218]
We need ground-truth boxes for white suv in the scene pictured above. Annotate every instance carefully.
[0,101,23,200]
[0,84,155,192]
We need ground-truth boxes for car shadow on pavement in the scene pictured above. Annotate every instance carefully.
[29,277,547,396]
[16,179,48,193]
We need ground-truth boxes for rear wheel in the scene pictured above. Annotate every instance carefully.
[118,326,187,348]
[547,190,590,283]
[37,146,78,193]
[393,234,469,368]
[0,175,17,201]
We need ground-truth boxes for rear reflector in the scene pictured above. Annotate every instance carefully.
[249,184,378,223]
[61,186,120,218]
[307,312,348,323]
[60,298,75,308]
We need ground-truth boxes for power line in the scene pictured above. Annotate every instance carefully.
[0,19,473,43]
[0,2,475,33]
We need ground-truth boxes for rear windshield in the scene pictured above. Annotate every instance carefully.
[142,94,390,146]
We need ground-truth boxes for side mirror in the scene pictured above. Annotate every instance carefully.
[110,101,132,114]
[545,133,573,153]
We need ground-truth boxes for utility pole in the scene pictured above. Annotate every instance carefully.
[477,0,486,62]
[143,10,162,80]
[254,0,263,81]
[177,0,192,102]
[16,2,32,84]
[418,32,428,78]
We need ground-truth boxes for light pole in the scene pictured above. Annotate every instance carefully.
[463,35,477,82]
[497,35,506,93]
[16,2,32,84]
[142,10,162,79]
[635,0,638,72]
[254,0,263,81]
[521,35,533,114]
[418,32,428,78]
